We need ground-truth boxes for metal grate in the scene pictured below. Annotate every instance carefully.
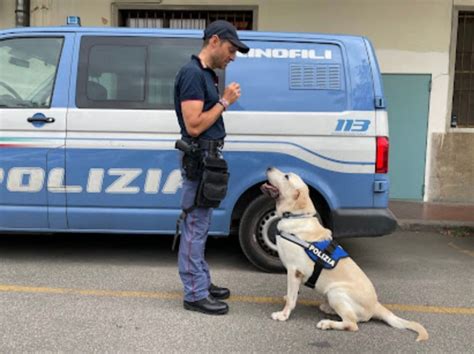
[119,9,253,30]
[290,64,341,90]
[452,11,474,127]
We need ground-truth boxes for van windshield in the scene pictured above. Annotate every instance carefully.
[0,37,63,108]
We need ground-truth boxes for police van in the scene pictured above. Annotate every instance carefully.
[0,18,396,271]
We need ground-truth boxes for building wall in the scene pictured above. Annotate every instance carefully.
[0,0,473,203]
[430,132,474,203]
[0,0,16,28]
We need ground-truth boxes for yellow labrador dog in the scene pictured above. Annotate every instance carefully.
[261,167,428,341]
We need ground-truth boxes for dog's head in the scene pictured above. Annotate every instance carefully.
[261,167,316,216]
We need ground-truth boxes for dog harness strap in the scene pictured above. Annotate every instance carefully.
[172,206,195,251]
[304,240,341,288]
[277,231,330,288]
[281,212,319,219]
[324,240,338,255]
[304,264,323,289]
[277,231,310,248]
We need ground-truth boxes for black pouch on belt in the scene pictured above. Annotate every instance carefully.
[195,155,229,208]
[182,151,203,181]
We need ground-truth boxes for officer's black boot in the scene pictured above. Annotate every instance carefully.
[183,296,229,315]
[209,283,230,300]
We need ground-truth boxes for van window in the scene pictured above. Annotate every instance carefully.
[0,37,63,108]
[76,36,202,109]
[88,44,147,101]
[148,42,196,106]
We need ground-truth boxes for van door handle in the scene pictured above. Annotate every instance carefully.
[27,116,55,123]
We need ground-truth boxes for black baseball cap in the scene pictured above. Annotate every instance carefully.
[203,20,250,54]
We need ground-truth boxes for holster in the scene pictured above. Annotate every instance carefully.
[175,138,203,181]
[194,155,229,208]
[182,150,203,181]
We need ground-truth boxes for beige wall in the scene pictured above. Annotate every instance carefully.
[0,0,16,28]
[429,133,474,203]
[1,0,473,202]
[0,0,457,52]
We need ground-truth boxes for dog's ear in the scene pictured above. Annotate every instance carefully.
[294,188,309,209]
[293,189,300,200]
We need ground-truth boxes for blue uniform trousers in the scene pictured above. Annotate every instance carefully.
[178,175,212,302]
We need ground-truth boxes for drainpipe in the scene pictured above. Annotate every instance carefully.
[15,0,30,27]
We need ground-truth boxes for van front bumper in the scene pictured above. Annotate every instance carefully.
[330,208,398,238]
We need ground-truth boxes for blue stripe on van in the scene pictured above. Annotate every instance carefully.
[227,140,374,166]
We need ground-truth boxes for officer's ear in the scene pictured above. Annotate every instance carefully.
[209,35,221,47]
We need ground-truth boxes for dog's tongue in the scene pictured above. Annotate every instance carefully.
[261,183,280,199]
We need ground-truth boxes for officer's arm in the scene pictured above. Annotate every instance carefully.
[181,82,241,137]
[181,100,225,137]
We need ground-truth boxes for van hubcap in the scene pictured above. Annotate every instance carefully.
[256,210,279,256]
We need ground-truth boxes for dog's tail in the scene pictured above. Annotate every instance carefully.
[373,302,428,342]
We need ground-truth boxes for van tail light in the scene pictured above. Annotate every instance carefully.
[376,136,389,173]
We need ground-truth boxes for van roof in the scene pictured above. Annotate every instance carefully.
[0,26,367,43]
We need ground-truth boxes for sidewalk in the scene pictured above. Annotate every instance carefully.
[389,200,474,231]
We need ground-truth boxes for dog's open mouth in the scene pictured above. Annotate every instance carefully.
[261,182,280,199]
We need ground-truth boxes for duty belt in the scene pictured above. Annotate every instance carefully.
[182,137,224,150]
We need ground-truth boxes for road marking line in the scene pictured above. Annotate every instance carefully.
[0,284,181,300]
[448,242,474,257]
[0,284,473,315]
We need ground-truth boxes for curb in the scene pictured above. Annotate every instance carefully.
[397,219,474,233]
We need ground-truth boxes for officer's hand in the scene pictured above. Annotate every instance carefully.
[223,82,241,105]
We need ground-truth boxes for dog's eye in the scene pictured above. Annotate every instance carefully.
[284,174,289,180]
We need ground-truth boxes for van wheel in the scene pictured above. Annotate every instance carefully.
[239,195,285,273]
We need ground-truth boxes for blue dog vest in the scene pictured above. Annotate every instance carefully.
[305,240,349,269]
[277,232,349,288]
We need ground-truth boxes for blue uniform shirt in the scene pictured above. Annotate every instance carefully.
[174,55,226,140]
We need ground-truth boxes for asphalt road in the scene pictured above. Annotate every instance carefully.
[0,230,472,352]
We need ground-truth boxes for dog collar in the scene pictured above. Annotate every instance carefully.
[281,212,318,219]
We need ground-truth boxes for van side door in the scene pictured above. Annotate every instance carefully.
[0,33,73,230]
[65,34,200,232]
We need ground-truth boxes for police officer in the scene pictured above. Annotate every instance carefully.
[174,20,249,315]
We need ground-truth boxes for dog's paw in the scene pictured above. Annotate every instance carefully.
[271,311,289,321]
[316,319,333,330]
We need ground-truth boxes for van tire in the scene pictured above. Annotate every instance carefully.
[239,195,285,273]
